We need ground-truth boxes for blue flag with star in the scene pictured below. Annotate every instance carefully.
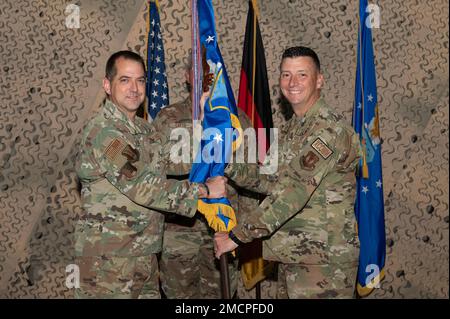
[188,0,242,232]
[146,0,169,120]
[352,0,386,297]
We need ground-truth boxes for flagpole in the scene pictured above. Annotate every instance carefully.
[255,282,261,299]
[220,253,231,299]
[191,0,231,299]
[353,0,386,297]
[238,0,272,299]
[252,2,262,300]
[191,0,201,122]
[191,0,235,299]
[251,0,258,126]
[357,1,369,179]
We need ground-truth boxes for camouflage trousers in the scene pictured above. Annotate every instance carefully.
[74,254,160,299]
[160,229,238,299]
[276,262,358,299]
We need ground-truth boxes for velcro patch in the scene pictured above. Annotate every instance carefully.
[120,162,137,179]
[311,137,333,159]
[104,138,126,161]
[122,144,140,162]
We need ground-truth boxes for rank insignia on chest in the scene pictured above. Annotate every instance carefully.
[311,137,333,159]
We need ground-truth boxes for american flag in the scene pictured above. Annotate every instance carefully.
[146,0,169,120]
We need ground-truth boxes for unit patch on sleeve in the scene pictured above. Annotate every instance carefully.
[311,137,333,159]
[301,151,320,171]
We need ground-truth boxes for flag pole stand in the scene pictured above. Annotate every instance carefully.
[220,254,231,299]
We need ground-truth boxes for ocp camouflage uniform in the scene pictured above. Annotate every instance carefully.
[74,99,201,299]
[153,98,253,299]
[226,98,362,299]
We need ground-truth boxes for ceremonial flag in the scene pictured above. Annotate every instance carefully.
[237,0,274,291]
[146,0,169,120]
[238,0,273,161]
[189,0,241,232]
[352,0,386,298]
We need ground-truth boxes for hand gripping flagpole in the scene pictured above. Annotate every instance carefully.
[191,0,231,299]
[220,250,231,299]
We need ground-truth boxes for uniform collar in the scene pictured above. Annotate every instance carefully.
[292,97,326,125]
[103,99,147,134]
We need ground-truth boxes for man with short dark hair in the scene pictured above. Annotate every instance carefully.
[74,50,226,298]
[215,46,362,299]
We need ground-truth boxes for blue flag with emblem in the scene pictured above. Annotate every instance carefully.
[352,0,386,297]
[189,0,242,232]
[146,0,169,120]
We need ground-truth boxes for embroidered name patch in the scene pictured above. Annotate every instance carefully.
[311,137,333,159]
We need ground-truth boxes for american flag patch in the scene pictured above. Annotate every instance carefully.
[104,138,125,161]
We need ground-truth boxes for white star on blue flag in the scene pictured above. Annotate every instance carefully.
[147,1,169,120]
[352,0,386,297]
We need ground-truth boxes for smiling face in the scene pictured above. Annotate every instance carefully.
[103,57,146,120]
[279,56,324,117]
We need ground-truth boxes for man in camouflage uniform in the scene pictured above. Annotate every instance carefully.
[215,46,362,299]
[153,62,254,298]
[74,51,226,299]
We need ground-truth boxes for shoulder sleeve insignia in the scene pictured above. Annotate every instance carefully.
[301,151,320,171]
[103,138,138,173]
[311,137,333,159]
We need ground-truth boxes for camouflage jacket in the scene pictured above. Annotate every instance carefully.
[74,99,200,257]
[153,98,255,232]
[226,98,361,265]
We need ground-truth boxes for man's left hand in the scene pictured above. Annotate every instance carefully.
[214,231,238,259]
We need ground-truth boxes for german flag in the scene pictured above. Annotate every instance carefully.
[238,0,274,291]
[238,0,273,162]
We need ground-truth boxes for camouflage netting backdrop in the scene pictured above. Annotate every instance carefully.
[0,0,448,298]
